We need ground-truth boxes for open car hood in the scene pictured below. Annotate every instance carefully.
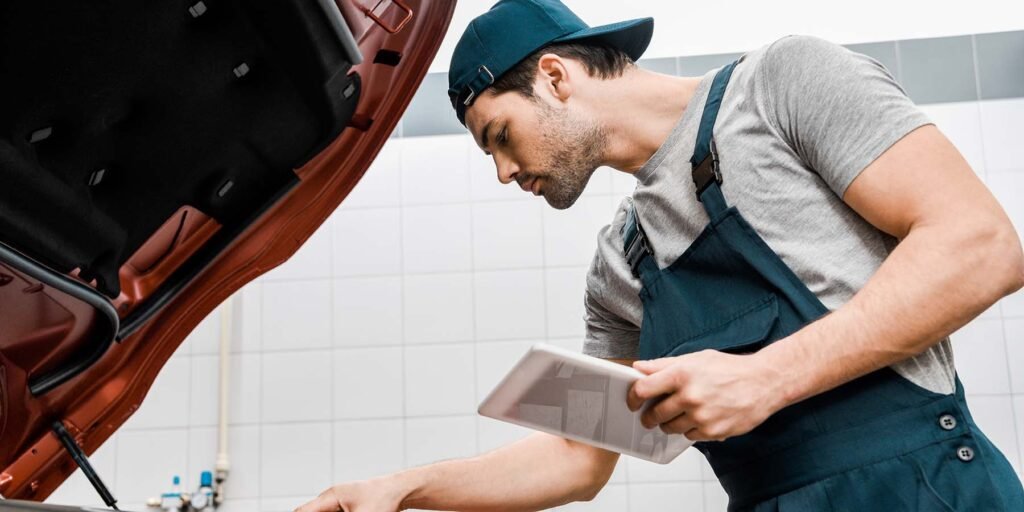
[0,0,455,500]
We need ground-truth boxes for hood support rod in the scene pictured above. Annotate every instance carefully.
[52,421,119,510]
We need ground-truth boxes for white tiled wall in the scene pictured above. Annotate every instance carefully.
[47,98,1024,511]
[430,0,1024,73]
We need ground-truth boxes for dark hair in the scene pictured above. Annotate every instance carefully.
[488,42,635,99]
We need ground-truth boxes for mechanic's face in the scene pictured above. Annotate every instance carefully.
[466,88,607,210]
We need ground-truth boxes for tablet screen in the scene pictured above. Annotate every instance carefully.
[480,343,691,464]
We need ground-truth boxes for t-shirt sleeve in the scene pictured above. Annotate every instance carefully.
[583,284,640,359]
[582,198,643,360]
[759,35,934,198]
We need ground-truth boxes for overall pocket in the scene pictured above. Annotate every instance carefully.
[649,292,780,359]
[910,455,957,512]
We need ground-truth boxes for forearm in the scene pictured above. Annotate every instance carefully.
[392,432,615,512]
[757,221,1024,409]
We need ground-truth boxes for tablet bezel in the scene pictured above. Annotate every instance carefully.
[477,342,692,464]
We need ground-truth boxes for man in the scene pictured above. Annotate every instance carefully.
[298,0,1024,510]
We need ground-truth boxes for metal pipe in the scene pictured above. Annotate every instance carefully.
[213,295,234,507]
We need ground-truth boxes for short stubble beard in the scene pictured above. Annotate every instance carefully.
[532,100,608,210]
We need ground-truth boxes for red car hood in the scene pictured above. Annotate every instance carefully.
[0,0,454,500]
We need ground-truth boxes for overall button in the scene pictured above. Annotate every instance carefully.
[938,414,957,431]
[956,446,975,462]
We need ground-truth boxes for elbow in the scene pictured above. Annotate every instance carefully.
[980,222,1024,298]
[575,470,607,503]
[993,224,1024,296]
[568,443,619,503]
[571,484,598,503]
[1010,253,1024,296]
[573,478,604,503]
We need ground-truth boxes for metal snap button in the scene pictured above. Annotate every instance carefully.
[956,446,974,462]
[938,414,957,431]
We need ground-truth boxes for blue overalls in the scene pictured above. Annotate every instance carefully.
[622,57,1024,511]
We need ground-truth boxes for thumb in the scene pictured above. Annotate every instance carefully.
[633,357,674,374]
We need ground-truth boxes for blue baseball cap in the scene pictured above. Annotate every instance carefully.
[448,0,653,126]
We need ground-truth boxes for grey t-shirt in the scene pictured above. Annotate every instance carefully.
[582,34,956,395]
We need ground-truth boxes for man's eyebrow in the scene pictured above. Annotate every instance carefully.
[481,118,495,152]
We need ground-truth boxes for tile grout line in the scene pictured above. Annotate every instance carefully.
[700,446,707,507]
[1001,317,1023,473]
[272,259,599,280]
[328,214,337,485]
[893,39,904,87]
[468,140,482,457]
[970,33,994,186]
[114,412,484,429]
[111,434,120,504]
[536,184,552,509]
[398,137,409,470]
[257,322,265,505]
[970,34,983,102]
[540,195,550,346]
[184,352,194,496]
[246,332,593,353]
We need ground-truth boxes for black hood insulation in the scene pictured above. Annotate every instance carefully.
[0,0,361,297]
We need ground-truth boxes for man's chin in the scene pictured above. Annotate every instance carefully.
[543,191,581,210]
[539,168,595,209]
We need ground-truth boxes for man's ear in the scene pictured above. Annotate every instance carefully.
[536,53,574,102]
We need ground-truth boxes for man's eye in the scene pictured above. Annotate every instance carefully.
[498,127,508,144]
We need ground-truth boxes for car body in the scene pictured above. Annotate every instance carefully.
[0,0,454,503]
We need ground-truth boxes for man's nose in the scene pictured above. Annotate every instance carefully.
[495,153,519,185]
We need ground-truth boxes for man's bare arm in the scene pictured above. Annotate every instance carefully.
[297,359,633,512]
[627,124,1024,441]
[391,432,615,511]
[394,358,635,511]
[757,123,1024,412]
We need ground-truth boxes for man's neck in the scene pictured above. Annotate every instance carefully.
[595,68,703,174]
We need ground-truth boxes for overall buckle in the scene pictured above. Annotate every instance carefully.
[624,219,652,278]
[692,137,722,199]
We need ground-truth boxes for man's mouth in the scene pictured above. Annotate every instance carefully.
[518,175,537,193]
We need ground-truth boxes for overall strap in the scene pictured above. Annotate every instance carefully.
[690,57,742,221]
[622,204,650,278]
[622,57,744,278]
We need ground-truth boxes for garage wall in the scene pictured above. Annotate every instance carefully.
[46,24,1024,512]
[430,0,1024,73]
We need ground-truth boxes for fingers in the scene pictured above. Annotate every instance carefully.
[683,427,724,442]
[652,412,720,441]
[627,365,682,411]
[294,491,343,512]
[641,391,690,429]
[632,357,674,374]
[658,413,697,436]
[641,401,729,441]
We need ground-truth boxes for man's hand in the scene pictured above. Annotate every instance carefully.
[294,477,406,512]
[626,350,787,442]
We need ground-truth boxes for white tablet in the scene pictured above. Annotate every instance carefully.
[477,342,693,464]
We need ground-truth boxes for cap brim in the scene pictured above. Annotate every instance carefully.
[551,17,654,62]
